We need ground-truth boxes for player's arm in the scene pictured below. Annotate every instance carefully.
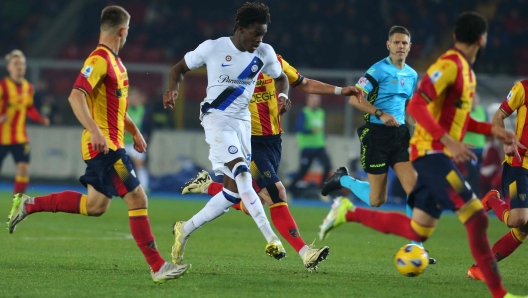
[405,100,416,127]
[26,85,50,126]
[295,78,363,99]
[0,84,6,123]
[125,113,146,153]
[68,89,108,154]
[273,72,290,115]
[164,40,211,109]
[71,55,110,154]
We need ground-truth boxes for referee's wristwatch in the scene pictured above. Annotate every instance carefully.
[374,109,383,119]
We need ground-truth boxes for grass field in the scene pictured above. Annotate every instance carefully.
[2,191,528,298]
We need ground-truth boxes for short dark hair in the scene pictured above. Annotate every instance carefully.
[234,2,271,33]
[100,6,130,31]
[388,26,411,40]
[454,12,487,44]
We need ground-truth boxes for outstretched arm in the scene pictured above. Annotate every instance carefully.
[163,59,191,109]
[295,78,363,100]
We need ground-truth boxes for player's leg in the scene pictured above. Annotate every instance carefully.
[289,149,315,193]
[316,148,332,187]
[13,143,31,194]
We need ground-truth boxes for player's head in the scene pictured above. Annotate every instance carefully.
[233,2,271,53]
[454,12,488,48]
[100,6,130,50]
[5,50,26,79]
[306,94,321,109]
[386,26,411,63]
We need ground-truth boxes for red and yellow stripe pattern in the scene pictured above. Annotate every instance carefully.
[499,80,528,168]
[0,77,35,144]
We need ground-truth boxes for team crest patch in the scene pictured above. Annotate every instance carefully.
[146,240,158,251]
[264,171,271,178]
[288,228,300,238]
[430,70,442,83]
[400,78,405,86]
[507,91,513,102]
[358,77,368,88]
[228,146,238,154]
[226,55,232,61]
[82,65,93,78]
[251,65,258,72]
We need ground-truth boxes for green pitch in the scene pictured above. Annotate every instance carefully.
[2,192,527,298]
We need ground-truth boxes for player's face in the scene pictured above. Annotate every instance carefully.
[387,33,411,62]
[240,23,267,53]
[119,20,130,50]
[7,56,26,79]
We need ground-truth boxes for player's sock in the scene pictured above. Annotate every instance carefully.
[136,167,149,190]
[269,202,307,254]
[232,202,242,211]
[234,162,276,242]
[346,207,429,242]
[183,190,234,234]
[491,228,526,261]
[406,203,424,247]
[25,191,89,215]
[487,196,510,224]
[128,208,165,273]
[463,210,507,298]
[207,182,223,196]
[14,175,29,194]
[339,176,371,206]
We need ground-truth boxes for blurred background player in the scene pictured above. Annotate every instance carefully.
[180,53,362,271]
[0,50,50,195]
[164,2,289,263]
[288,94,332,196]
[6,6,190,283]
[468,79,528,281]
[125,88,149,191]
[320,26,435,263]
[319,12,526,298]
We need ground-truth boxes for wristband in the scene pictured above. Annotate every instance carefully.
[278,93,288,100]
[334,87,343,96]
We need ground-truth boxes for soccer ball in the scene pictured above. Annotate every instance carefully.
[394,244,429,277]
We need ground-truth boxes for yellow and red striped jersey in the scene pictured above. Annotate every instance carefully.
[0,77,42,145]
[249,55,303,136]
[499,80,528,168]
[410,48,477,160]
[73,44,129,160]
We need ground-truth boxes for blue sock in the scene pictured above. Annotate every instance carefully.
[339,176,371,206]
[406,202,424,247]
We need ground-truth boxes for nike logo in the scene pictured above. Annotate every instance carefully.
[250,199,257,205]
[221,63,232,67]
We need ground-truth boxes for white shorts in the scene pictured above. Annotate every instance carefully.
[201,113,251,178]
[124,144,146,161]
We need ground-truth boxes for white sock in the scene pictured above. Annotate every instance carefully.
[183,191,234,234]
[298,245,309,258]
[136,166,149,190]
[234,164,276,242]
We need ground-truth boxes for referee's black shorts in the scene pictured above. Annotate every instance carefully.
[357,123,410,174]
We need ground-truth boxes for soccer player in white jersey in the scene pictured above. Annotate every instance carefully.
[163,2,289,261]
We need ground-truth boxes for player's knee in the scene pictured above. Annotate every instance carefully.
[410,220,435,242]
[458,199,487,227]
[86,202,109,217]
[507,215,528,229]
[266,183,286,204]
[233,162,250,180]
[370,196,386,207]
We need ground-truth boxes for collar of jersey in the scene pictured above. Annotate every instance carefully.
[97,44,119,59]
[450,47,473,68]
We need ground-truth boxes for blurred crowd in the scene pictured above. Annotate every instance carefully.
[1,0,527,74]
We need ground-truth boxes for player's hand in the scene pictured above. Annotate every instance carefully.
[0,114,7,123]
[342,86,365,102]
[492,126,526,162]
[40,116,50,126]
[380,113,400,127]
[91,129,109,154]
[278,96,291,115]
[440,134,477,163]
[163,90,178,109]
[132,132,147,153]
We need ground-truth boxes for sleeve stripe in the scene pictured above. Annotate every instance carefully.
[290,75,304,87]
[365,73,379,88]
[74,87,88,96]
[419,91,432,103]
[500,107,511,116]
[355,84,368,94]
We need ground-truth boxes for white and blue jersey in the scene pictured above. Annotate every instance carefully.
[184,37,282,121]
[356,57,418,125]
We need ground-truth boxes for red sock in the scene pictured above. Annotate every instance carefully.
[25,191,88,215]
[492,229,524,262]
[207,182,223,196]
[345,207,425,242]
[488,196,509,222]
[232,202,241,210]
[14,175,29,194]
[129,209,165,272]
[464,211,507,298]
[270,203,306,252]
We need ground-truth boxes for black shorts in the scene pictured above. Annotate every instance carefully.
[79,149,140,198]
[502,163,528,209]
[0,143,30,165]
[250,135,282,189]
[357,123,410,174]
[408,154,474,219]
